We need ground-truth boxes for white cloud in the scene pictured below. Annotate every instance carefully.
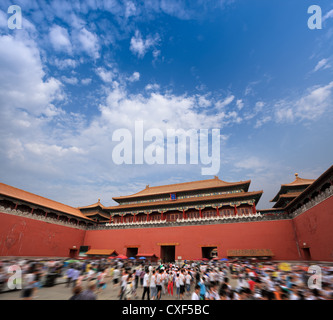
[49,25,72,54]
[295,82,333,120]
[236,99,244,110]
[95,67,114,83]
[130,30,160,58]
[25,143,85,157]
[313,58,331,72]
[61,76,79,85]
[128,71,140,82]
[275,82,333,122]
[255,101,265,112]
[234,156,266,172]
[81,78,92,85]
[198,95,212,108]
[0,10,7,29]
[53,58,78,69]
[215,95,235,109]
[153,49,161,59]
[145,83,160,91]
[76,27,100,59]
[255,116,272,128]
[0,35,64,117]
[275,104,294,123]
[323,9,333,22]
[125,1,137,18]
[159,0,191,20]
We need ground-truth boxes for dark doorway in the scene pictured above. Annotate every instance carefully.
[161,246,175,263]
[69,248,78,258]
[202,247,217,259]
[302,248,311,260]
[126,247,138,258]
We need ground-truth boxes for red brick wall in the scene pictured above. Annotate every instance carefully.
[1,196,332,261]
[0,212,85,257]
[292,196,333,261]
[84,219,300,260]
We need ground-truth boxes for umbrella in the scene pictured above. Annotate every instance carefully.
[129,257,136,260]
[66,259,79,264]
[220,258,229,261]
[108,256,116,259]
[201,258,209,261]
[139,257,146,260]
[278,262,291,272]
[116,254,128,259]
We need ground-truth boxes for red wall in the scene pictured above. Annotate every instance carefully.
[0,212,86,257]
[292,196,333,261]
[84,219,300,261]
[2,196,332,261]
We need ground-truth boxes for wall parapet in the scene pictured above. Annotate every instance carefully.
[0,206,87,230]
[87,212,291,230]
[290,185,333,218]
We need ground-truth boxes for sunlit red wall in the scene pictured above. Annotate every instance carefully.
[0,212,85,257]
[292,196,333,261]
[83,219,300,261]
[2,197,332,261]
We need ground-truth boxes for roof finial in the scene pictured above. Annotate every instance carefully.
[295,173,299,178]
[146,184,149,189]
[98,198,100,203]
[214,176,218,179]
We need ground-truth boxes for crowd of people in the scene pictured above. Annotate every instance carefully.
[0,257,332,300]
[116,260,333,300]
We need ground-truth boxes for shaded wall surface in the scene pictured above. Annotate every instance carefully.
[84,219,300,260]
[1,196,332,261]
[292,196,333,261]
[0,212,85,257]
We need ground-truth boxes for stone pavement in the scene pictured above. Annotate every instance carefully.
[0,278,196,300]
[0,266,240,301]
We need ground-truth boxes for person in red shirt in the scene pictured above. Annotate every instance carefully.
[248,277,256,293]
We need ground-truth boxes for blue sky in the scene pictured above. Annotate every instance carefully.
[0,0,333,209]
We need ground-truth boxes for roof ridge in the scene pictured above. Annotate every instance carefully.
[108,190,262,210]
[142,177,228,189]
[113,177,251,199]
[0,182,78,210]
[0,182,89,220]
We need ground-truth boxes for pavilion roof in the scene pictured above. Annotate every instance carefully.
[272,192,302,208]
[136,253,158,257]
[0,182,91,220]
[78,200,106,210]
[112,176,251,202]
[85,249,117,256]
[271,173,315,202]
[82,210,110,220]
[284,165,333,212]
[107,190,263,212]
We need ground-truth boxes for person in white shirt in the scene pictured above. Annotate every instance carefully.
[141,269,150,300]
[289,284,300,300]
[119,269,128,300]
[191,285,200,300]
[179,270,185,300]
[209,284,220,300]
[156,270,162,300]
[237,275,249,290]
[161,270,167,295]
[175,274,180,299]
[150,270,157,300]
[209,269,216,283]
[113,268,120,287]
[185,272,192,296]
